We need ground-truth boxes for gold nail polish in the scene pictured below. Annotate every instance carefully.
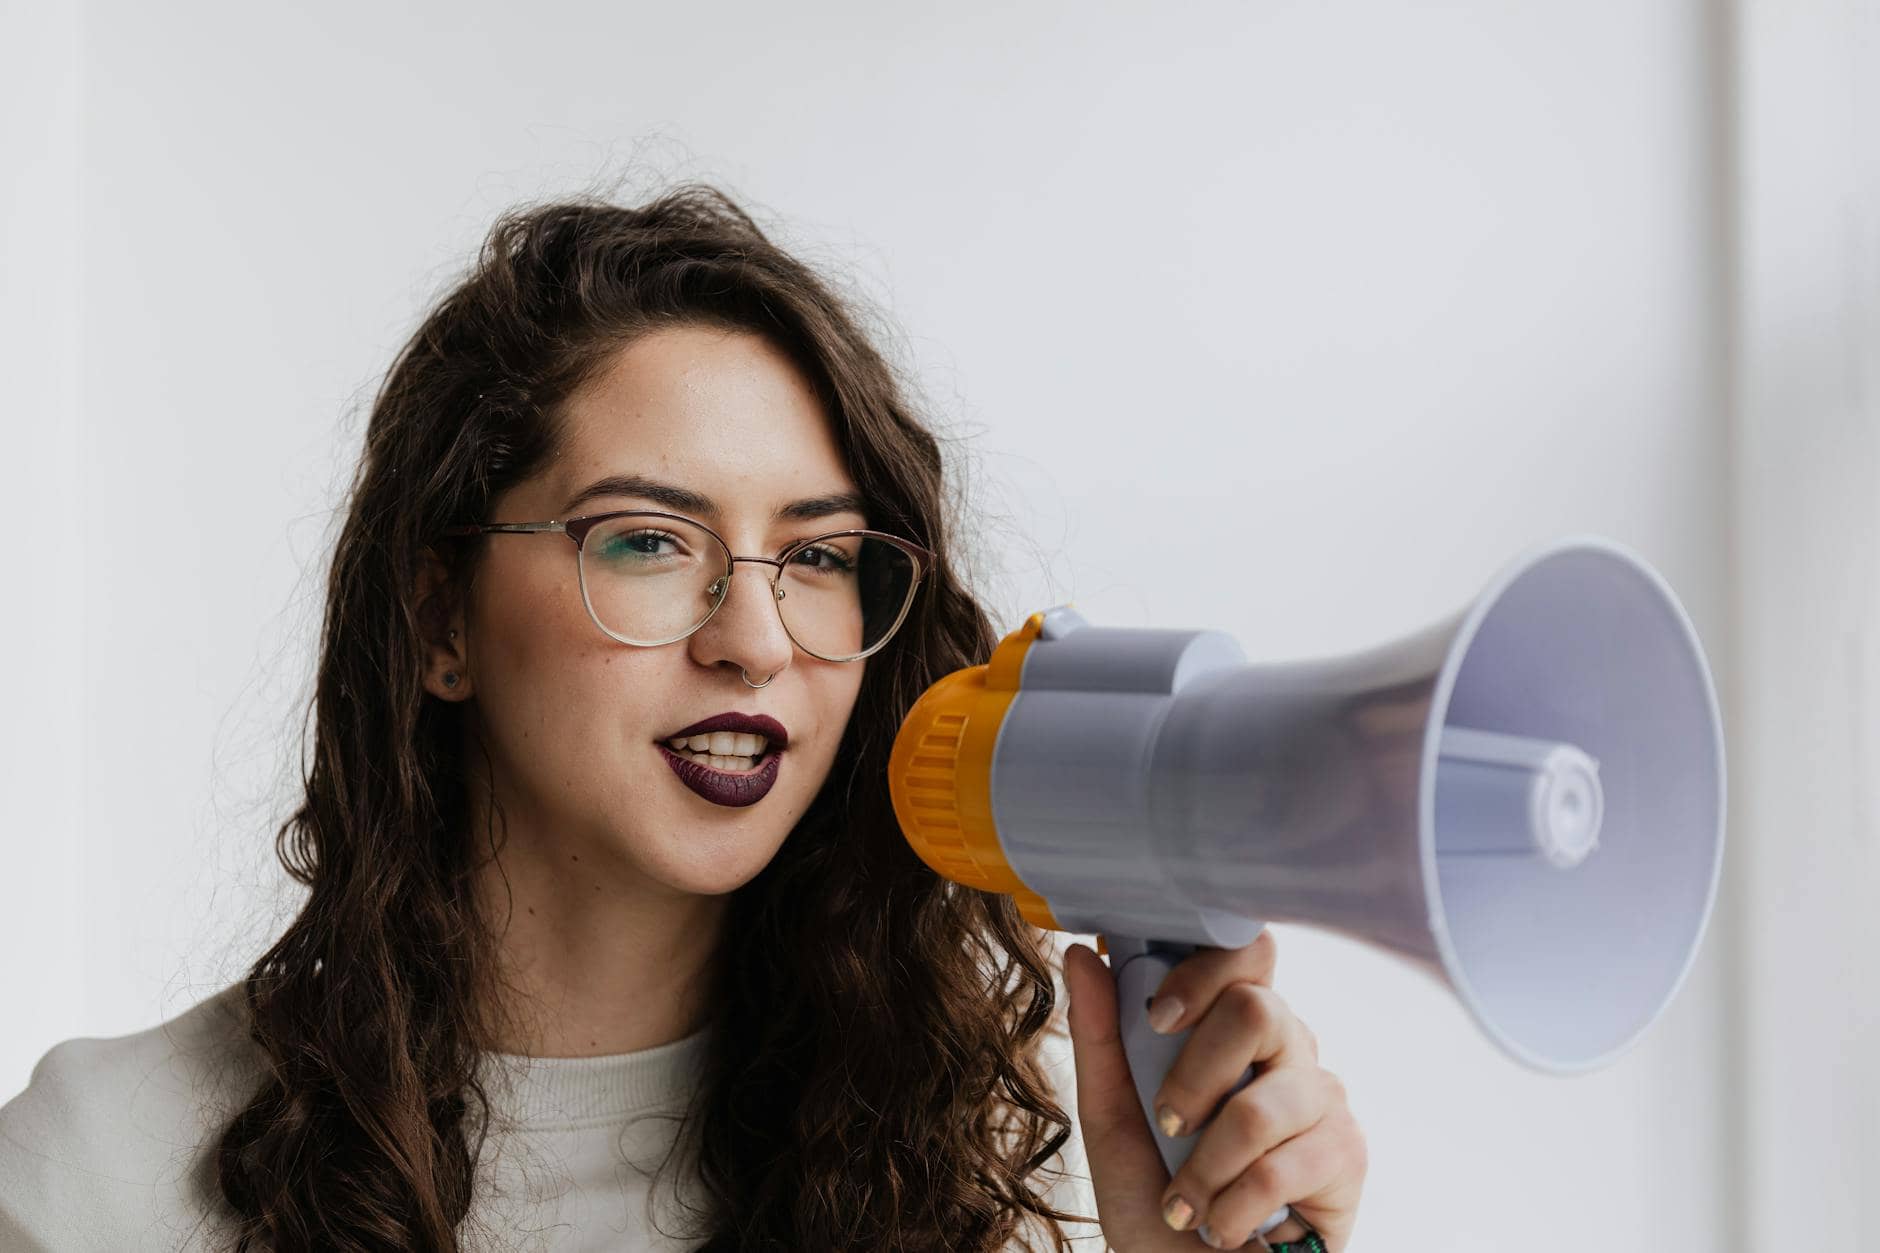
[1156,1103,1186,1138]
[1162,1195,1195,1231]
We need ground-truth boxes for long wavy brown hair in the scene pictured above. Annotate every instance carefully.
[211,182,1092,1251]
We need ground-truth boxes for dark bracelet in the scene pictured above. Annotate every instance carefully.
[1265,1233,1326,1253]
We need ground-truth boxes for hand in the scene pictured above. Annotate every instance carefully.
[1061,930,1368,1250]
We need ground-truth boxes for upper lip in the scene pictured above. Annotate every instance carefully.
[659,712,789,749]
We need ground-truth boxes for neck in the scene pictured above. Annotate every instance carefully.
[469,826,727,1059]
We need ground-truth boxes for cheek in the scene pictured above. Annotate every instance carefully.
[470,556,617,756]
[801,665,867,772]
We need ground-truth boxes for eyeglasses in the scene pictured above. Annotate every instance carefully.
[439,510,934,663]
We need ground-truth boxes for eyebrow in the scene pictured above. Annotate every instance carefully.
[560,473,870,526]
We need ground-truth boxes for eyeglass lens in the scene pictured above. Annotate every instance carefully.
[575,515,917,660]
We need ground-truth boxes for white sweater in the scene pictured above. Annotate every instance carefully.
[0,977,1103,1251]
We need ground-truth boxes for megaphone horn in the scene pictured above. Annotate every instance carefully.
[889,535,1726,1238]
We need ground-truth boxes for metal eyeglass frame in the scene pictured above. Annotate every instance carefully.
[438,509,936,663]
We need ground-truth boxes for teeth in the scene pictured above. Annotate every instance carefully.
[668,731,768,754]
[661,729,774,774]
[670,747,758,771]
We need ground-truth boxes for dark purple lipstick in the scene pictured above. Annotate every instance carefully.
[656,742,782,807]
[655,711,788,808]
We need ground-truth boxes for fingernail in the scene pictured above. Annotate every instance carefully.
[1161,1194,1195,1231]
[1147,995,1184,1033]
[1198,1223,1241,1249]
[1156,1103,1186,1137]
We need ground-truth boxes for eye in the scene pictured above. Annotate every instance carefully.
[597,528,685,560]
[790,541,856,573]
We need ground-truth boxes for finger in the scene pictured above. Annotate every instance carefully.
[1061,943,1136,1141]
[1152,983,1317,1140]
[1145,928,1279,1036]
[1060,942,1180,1238]
[1197,1110,1360,1251]
[1165,1066,1340,1215]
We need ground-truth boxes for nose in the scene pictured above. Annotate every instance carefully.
[690,557,795,682]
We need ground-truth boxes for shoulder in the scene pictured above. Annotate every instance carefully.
[0,981,261,1251]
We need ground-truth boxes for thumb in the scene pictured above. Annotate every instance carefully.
[1063,942,1176,1235]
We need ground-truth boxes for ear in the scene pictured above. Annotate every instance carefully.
[414,544,473,701]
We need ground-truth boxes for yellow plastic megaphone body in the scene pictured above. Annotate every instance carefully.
[888,535,1726,1242]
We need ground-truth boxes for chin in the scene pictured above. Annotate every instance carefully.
[657,829,789,896]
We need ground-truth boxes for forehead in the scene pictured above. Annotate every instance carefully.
[552,325,864,524]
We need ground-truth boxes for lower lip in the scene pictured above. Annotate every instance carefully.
[655,742,783,807]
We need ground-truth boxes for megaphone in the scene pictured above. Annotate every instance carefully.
[888,535,1726,1241]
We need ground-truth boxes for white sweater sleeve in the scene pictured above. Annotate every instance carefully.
[0,1037,192,1250]
[0,985,256,1252]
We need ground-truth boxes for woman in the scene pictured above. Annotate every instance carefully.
[0,184,1366,1250]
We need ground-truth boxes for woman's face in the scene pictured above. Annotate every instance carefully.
[437,324,870,896]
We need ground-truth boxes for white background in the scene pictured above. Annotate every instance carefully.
[3,1,1876,1248]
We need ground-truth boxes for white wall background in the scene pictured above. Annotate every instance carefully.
[3,0,1874,1248]
[1732,0,1880,1245]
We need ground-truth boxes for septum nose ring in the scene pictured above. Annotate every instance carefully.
[741,668,773,688]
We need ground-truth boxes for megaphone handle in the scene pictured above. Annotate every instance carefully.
[1105,933,1294,1243]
